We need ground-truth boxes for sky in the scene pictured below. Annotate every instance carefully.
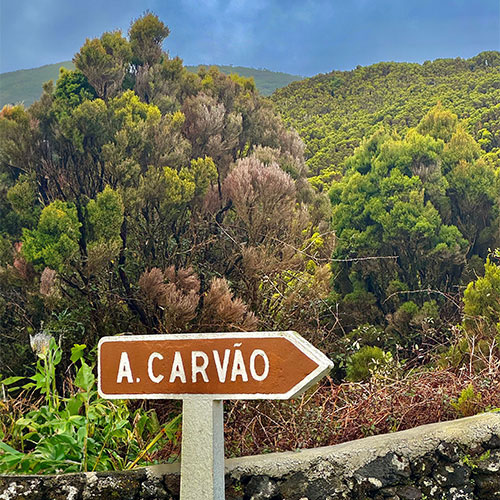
[0,0,499,76]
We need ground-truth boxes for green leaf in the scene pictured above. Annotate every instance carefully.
[66,395,84,416]
[1,376,25,385]
[68,415,86,427]
[74,362,95,391]
[15,417,35,429]
[0,441,23,455]
[52,346,63,366]
[77,424,87,444]
[70,344,87,363]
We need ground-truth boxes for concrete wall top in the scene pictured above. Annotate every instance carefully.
[1,412,500,499]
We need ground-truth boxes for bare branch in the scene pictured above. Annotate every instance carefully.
[383,288,461,308]
[332,255,399,262]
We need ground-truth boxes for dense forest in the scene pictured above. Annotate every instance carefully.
[272,53,500,174]
[0,13,499,473]
[271,54,500,363]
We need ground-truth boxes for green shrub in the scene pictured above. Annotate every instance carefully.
[347,324,384,348]
[451,383,483,417]
[463,256,500,338]
[346,345,388,382]
[0,336,180,474]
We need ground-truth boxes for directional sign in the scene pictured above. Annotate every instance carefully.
[98,331,333,400]
[98,331,333,500]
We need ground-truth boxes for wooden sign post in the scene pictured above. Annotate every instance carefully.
[98,331,333,499]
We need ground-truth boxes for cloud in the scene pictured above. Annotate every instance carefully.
[1,0,499,75]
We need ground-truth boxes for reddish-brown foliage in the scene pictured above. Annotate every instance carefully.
[223,365,500,457]
[138,266,256,333]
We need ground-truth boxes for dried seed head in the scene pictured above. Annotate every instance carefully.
[29,331,52,358]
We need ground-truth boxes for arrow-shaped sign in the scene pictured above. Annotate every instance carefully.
[98,331,333,500]
[98,331,332,400]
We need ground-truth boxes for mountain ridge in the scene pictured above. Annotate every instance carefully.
[0,60,303,107]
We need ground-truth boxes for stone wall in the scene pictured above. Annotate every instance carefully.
[1,412,499,500]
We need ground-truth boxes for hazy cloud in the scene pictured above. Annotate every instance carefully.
[0,0,498,75]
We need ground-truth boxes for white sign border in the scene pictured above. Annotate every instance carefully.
[97,331,333,400]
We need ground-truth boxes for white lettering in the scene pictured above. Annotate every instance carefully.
[231,349,248,382]
[116,352,133,383]
[192,351,209,382]
[169,351,186,383]
[213,349,231,383]
[148,352,164,384]
[249,349,269,381]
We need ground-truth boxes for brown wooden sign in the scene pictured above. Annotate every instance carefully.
[98,331,333,400]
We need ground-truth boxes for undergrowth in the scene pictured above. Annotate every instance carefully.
[224,358,500,457]
[0,335,180,474]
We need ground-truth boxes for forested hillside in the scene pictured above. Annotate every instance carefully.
[0,60,302,107]
[272,53,500,364]
[0,62,77,110]
[0,13,499,473]
[272,53,500,175]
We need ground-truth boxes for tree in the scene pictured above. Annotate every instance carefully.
[53,68,97,112]
[74,31,132,99]
[129,12,170,67]
[0,13,316,374]
[22,200,81,273]
[328,106,497,344]
[416,103,458,142]
[463,255,500,339]
[272,53,500,173]
[201,155,333,338]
